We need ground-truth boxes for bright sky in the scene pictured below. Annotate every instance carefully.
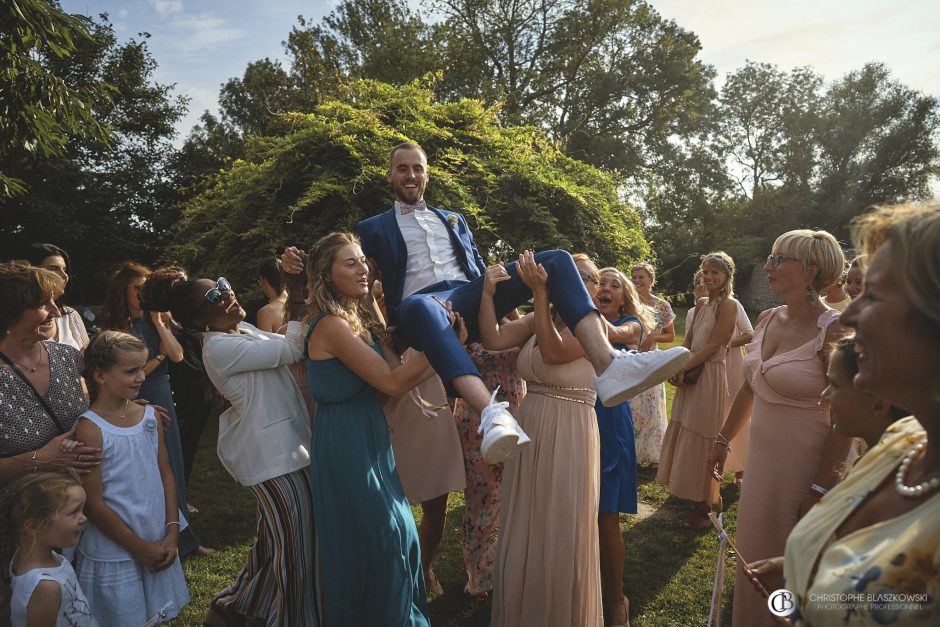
[61,0,940,144]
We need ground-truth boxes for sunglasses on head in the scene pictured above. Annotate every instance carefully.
[204,277,232,304]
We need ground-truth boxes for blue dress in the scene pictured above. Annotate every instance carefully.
[130,317,199,556]
[594,315,639,514]
[304,315,429,626]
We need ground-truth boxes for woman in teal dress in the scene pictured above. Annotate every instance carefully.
[297,232,461,626]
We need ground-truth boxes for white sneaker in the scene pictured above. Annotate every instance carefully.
[594,346,691,407]
[478,387,530,464]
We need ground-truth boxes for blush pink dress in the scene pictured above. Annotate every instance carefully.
[732,307,839,626]
[656,301,730,506]
[491,336,603,627]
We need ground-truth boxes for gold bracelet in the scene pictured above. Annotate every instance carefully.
[31,450,40,471]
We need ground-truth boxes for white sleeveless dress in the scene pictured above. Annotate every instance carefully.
[75,406,190,625]
[10,551,97,627]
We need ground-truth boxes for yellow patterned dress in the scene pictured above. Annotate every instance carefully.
[784,416,940,626]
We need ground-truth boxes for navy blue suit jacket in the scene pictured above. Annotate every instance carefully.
[356,205,487,324]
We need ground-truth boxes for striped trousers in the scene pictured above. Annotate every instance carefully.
[215,468,320,626]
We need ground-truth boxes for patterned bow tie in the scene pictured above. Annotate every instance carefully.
[396,200,428,215]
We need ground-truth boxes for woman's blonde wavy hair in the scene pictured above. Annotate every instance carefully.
[598,267,655,333]
[303,232,383,342]
[700,251,736,306]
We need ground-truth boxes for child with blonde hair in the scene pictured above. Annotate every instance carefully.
[74,331,189,624]
[4,470,96,626]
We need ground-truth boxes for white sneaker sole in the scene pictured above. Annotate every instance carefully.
[481,430,524,465]
[600,349,690,407]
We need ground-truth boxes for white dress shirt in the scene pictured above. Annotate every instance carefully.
[395,204,467,298]
[203,321,310,486]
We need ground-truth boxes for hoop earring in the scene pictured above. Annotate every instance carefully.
[806,285,818,305]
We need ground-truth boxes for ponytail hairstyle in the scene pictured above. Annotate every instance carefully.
[258,258,286,296]
[0,470,83,585]
[304,232,383,342]
[82,330,147,400]
[700,251,735,307]
[101,262,151,331]
[598,267,655,333]
[143,267,206,371]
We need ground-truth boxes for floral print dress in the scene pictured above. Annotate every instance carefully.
[453,344,526,594]
[631,297,675,465]
[784,416,940,626]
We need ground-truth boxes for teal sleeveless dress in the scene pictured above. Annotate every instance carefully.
[304,314,429,626]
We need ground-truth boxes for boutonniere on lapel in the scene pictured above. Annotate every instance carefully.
[447,214,459,229]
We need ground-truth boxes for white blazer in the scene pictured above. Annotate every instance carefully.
[203,321,310,486]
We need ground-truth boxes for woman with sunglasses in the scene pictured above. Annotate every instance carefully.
[100,262,210,558]
[707,231,852,626]
[157,273,320,626]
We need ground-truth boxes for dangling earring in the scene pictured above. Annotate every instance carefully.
[806,284,818,305]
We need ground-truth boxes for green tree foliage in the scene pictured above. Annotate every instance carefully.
[0,12,187,302]
[0,0,112,196]
[190,0,714,177]
[166,79,649,303]
[647,61,939,295]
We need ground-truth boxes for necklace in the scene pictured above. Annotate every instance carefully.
[96,398,131,422]
[894,440,940,498]
[9,344,44,373]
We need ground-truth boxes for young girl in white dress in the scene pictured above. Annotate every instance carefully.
[5,470,97,627]
[74,331,190,625]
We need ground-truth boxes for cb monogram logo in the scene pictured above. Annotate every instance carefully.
[768,588,796,617]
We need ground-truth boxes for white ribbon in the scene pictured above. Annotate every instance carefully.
[708,512,728,627]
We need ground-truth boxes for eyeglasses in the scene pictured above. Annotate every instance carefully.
[579,273,599,286]
[204,277,232,304]
[766,253,801,269]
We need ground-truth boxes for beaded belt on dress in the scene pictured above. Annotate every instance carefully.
[525,382,596,406]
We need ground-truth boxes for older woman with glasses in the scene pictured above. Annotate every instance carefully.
[709,231,852,626]
[778,203,940,626]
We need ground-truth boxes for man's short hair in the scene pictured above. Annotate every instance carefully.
[388,142,427,170]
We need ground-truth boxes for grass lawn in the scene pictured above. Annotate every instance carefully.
[170,306,743,626]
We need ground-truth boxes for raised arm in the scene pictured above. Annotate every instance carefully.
[517,251,587,365]
[478,262,534,351]
[151,312,184,363]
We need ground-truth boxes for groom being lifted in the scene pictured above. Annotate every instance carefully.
[293,142,689,463]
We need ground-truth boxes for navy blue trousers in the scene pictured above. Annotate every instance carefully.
[396,250,598,394]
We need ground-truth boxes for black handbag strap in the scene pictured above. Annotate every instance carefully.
[0,350,67,434]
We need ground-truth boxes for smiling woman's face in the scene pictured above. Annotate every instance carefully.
[841,241,937,415]
[193,278,245,332]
